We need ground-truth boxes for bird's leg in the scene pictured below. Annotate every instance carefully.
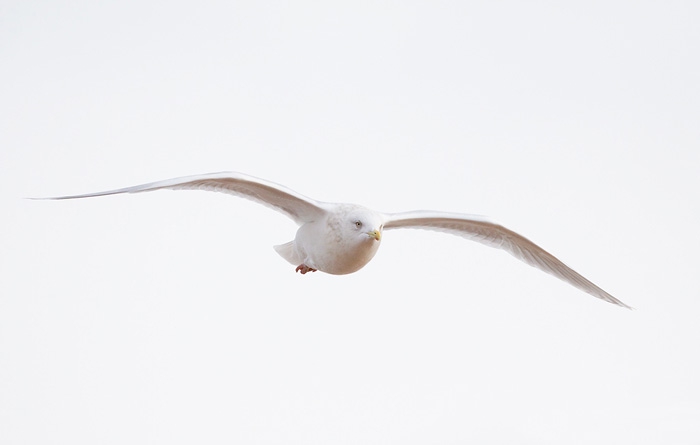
[295,264,317,274]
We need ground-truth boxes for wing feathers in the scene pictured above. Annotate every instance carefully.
[38,172,328,225]
[383,211,631,309]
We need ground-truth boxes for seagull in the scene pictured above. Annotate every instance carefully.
[38,171,630,308]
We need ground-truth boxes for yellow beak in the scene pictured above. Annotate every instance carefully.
[367,230,381,241]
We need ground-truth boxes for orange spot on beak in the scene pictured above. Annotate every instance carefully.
[367,230,381,241]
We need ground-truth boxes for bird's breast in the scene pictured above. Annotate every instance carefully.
[295,222,380,275]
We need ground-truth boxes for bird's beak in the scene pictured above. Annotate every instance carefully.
[367,230,381,241]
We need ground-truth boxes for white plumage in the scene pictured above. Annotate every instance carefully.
[40,171,631,309]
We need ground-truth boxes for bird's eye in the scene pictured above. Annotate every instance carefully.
[354,220,362,228]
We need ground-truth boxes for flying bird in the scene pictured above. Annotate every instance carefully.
[39,171,630,308]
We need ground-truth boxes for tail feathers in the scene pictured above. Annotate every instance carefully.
[273,241,300,266]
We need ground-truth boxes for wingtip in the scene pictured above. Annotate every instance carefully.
[25,195,76,201]
[609,298,634,310]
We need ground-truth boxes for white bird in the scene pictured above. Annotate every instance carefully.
[39,171,630,308]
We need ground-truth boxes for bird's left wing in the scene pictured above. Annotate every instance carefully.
[38,171,328,225]
[382,210,631,309]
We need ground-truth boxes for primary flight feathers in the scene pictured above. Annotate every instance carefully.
[40,171,631,309]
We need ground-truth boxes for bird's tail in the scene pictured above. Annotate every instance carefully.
[273,241,301,266]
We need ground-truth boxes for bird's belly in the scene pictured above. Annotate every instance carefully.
[318,251,377,275]
[311,242,380,275]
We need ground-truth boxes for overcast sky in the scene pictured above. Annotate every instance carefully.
[1,1,699,444]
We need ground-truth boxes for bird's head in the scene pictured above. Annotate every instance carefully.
[327,204,384,246]
[347,208,383,243]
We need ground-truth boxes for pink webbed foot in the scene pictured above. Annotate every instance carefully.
[295,264,317,274]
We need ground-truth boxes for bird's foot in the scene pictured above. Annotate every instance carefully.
[295,264,317,274]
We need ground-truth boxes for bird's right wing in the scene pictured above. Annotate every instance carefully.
[37,171,329,225]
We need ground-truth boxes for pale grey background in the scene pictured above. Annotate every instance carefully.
[1,1,699,444]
